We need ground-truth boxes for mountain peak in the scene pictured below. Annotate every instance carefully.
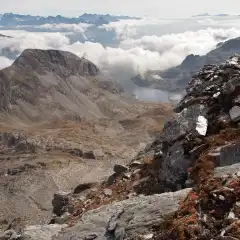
[13,49,100,77]
[0,49,130,122]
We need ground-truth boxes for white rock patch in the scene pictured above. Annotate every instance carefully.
[196,116,208,136]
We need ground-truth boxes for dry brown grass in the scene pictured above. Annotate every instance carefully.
[190,128,240,183]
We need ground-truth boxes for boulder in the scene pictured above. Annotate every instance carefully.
[229,106,240,122]
[113,164,128,175]
[21,224,67,240]
[66,148,83,157]
[53,189,191,240]
[0,229,19,240]
[160,104,208,143]
[158,141,190,191]
[52,192,72,217]
[73,183,95,194]
[83,151,96,159]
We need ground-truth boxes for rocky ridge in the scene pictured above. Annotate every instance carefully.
[47,55,240,239]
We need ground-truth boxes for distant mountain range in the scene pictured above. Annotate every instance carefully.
[192,13,236,17]
[0,12,140,26]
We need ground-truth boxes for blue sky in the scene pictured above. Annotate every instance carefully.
[1,0,240,18]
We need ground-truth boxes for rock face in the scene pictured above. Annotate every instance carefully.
[132,37,240,93]
[131,54,240,193]
[131,55,240,239]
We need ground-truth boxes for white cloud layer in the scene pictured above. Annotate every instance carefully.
[100,18,176,40]
[0,56,13,69]
[36,23,92,32]
[63,27,240,78]
[1,18,240,87]
[0,30,69,56]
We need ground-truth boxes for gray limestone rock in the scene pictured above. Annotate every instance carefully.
[21,224,67,240]
[159,141,190,190]
[53,188,191,240]
[159,104,207,143]
[229,106,240,122]
[218,143,240,167]
[0,229,20,240]
[214,163,240,178]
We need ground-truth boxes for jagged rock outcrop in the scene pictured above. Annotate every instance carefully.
[130,54,240,194]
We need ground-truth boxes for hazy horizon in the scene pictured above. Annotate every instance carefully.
[0,0,240,18]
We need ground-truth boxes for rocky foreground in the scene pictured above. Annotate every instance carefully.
[1,54,240,239]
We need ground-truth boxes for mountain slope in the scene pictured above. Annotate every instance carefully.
[132,36,240,93]
[0,49,141,123]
